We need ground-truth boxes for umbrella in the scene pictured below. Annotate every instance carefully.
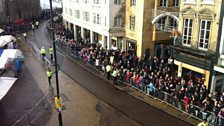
[0,29,4,34]
[0,35,16,47]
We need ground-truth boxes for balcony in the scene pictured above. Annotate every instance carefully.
[152,10,179,32]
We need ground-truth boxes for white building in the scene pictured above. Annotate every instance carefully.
[62,0,125,50]
[213,16,224,92]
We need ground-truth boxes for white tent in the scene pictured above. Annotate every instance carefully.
[0,29,4,34]
[0,49,23,69]
[0,35,16,47]
[0,77,17,100]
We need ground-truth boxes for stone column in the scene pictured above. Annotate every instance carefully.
[101,35,106,49]
[177,63,182,77]
[73,25,77,41]
[81,27,85,39]
[90,30,94,44]
[107,36,111,50]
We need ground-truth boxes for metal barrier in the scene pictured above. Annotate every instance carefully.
[12,94,52,126]
[52,31,224,126]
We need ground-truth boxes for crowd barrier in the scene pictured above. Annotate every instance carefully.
[48,26,224,126]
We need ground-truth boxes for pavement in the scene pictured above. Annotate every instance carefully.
[0,20,200,126]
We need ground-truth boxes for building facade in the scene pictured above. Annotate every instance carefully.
[151,0,180,59]
[171,0,224,91]
[213,15,224,92]
[63,0,125,50]
[0,0,41,24]
[124,0,154,57]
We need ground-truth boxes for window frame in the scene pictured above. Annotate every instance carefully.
[182,18,193,47]
[130,16,135,31]
[198,19,211,50]
[130,0,136,6]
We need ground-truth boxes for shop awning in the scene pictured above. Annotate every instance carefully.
[0,35,16,47]
[14,19,24,25]
[0,77,17,100]
[0,49,23,69]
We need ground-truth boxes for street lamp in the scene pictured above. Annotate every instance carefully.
[49,0,63,125]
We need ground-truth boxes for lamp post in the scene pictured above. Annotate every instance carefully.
[49,0,63,125]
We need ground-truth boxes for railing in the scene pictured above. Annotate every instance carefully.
[155,23,178,32]
[12,93,52,126]
[152,10,179,19]
[53,39,224,126]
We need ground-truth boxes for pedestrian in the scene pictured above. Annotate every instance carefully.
[41,46,46,61]
[47,68,53,86]
[112,68,119,84]
[197,120,208,126]
[106,64,112,80]
[22,32,27,41]
[31,23,35,31]
[35,21,39,28]
[49,46,53,61]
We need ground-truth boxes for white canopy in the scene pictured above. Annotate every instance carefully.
[0,29,4,34]
[0,49,23,69]
[0,35,16,47]
[0,77,17,100]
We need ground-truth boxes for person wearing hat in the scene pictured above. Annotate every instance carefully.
[41,46,46,61]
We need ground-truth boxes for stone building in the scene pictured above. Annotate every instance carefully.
[0,0,41,23]
[171,0,224,91]
[63,0,125,50]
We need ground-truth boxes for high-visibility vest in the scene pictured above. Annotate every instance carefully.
[32,24,35,29]
[197,122,208,126]
[23,33,27,37]
[47,70,53,77]
[49,47,53,55]
[106,65,112,72]
[35,21,39,26]
[41,48,46,54]
[112,70,119,77]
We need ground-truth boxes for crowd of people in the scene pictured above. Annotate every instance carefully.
[51,23,224,125]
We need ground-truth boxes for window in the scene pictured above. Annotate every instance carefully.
[114,0,122,5]
[173,0,179,7]
[184,0,196,4]
[170,18,178,29]
[93,13,101,24]
[83,11,89,21]
[84,0,89,4]
[160,0,167,7]
[156,17,166,31]
[69,9,72,16]
[105,16,107,26]
[201,0,215,4]
[114,16,123,27]
[130,0,136,6]
[93,0,100,4]
[182,19,193,46]
[75,10,80,19]
[198,20,211,50]
[130,16,135,30]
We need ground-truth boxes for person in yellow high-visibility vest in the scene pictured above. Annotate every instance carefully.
[112,68,119,84]
[106,64,112,80]
[197,120,208,126]
[35,21,39,28]
[31,23,35,31]
[41,46,46,61]
[49,46,53,61]
[47,68,53,85]
[23,32,27,41]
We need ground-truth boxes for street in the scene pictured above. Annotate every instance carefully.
[33,21,193,126]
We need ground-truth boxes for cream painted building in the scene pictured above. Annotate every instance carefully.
[171,0,224,92]
[213,16,224,92]
[62,0,125,50]
[124,0,154,57]
[151,0,180,59]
